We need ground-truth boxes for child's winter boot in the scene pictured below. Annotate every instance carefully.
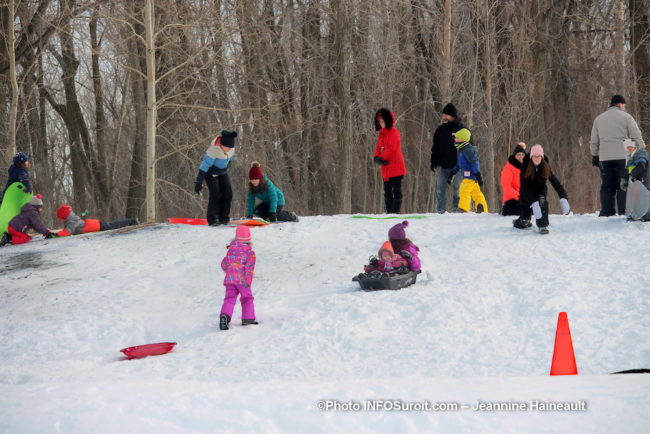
[242,319,259,326]
[0,232,11,247]
[219,313,231,330]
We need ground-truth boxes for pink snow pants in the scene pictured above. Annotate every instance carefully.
[220,283,256,320]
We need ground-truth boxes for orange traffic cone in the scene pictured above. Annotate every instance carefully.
[550,312,578,375]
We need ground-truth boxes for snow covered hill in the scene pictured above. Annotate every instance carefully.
[1,213,649,433]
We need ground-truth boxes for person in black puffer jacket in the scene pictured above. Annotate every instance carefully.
[513,145,570,234]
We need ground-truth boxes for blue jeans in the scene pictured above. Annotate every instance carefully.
[434,166,461,213]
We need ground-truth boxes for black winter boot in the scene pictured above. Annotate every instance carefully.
[513,218,532,229]
[242,319,259,326]
[219,314,231,330]
[0,232,11,247]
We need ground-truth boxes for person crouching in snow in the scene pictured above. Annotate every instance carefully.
[448,128,488,213]
[364,241,409,275]
[246,161,298,222]
[513,144,570,234]
[55,205,138,236]
[1,195,57,246]
[387,220,421,272]
[219,225,257,330]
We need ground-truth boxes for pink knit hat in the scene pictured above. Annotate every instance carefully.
[530,144,544,157]
[235,226,251,242]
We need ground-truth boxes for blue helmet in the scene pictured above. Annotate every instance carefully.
[13,152,29,164]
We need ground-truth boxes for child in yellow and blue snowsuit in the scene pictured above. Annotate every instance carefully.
[448,128,488,213]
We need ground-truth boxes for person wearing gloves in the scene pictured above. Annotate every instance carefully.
[590,94,645,217]
[373,108,407,214]
[513,145,570,234]
[1,195,57,246]
[245,161,298,222]
[448,128,488,213]
[194,130,237,226]
[431,103,464,213]
[55,205,138,236]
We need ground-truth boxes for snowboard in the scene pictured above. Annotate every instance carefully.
[351,215,428,220]
[0,182,33,233]
[352,270,421,291]
[625,179,650,221]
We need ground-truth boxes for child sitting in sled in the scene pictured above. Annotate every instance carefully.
[55,205,138,236]
[363,241,409,275]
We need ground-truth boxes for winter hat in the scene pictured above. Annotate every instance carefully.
[374,108,396,130]
[624,138,637,150]
[453,128,471,143]
[512,143,527,156]
[235,225,251,243]
[249,161,263,181]
[610,94,626,106]
[219,130,238,148]
[388,220,409,241]
[378,241,394,256]
[29,194,43,208]
[13,152,29,165]
[57,205,72,219]
[530,144,544,157]
[442,103,458,119]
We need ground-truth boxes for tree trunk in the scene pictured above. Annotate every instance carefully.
[144,0,157,222]
[631,0,650,134]
[7,0,18,156]
[335,0,352,213]
[126,2,147,221]
[90,9,112,216]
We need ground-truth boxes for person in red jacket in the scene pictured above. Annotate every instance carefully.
[500,143,527,216]
[373,108,407,213]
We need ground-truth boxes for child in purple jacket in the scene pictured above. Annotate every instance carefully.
[1,195,57,246]
[219,225,257,330]
[387,220,421,272]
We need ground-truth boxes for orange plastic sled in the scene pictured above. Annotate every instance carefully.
[230,218,269,226]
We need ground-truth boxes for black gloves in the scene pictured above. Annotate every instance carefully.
[447,173,454,185]
[246,215,253,219]
[45,232,57,239]
[592,155,599,167]
[194,182,202,195]
[268,212,277,222]
[475,172,483,187]
[369,257,378,266]
[373,156,388,166]
[398,250,412,261]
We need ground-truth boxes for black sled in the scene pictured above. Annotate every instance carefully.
[352,270,421,291]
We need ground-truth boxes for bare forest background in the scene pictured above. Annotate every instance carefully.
[2,0,650,224]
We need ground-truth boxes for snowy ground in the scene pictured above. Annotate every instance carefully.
[1,213,649,433]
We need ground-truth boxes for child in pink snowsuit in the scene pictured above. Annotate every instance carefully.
[364,241,409,274]
[219,225,257,330]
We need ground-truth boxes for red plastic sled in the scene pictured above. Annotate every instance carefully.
[120,342,177,359]
[167,218,208,225]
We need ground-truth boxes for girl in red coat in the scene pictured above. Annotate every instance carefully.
[373,108,407,213]
[500,143,526,216]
